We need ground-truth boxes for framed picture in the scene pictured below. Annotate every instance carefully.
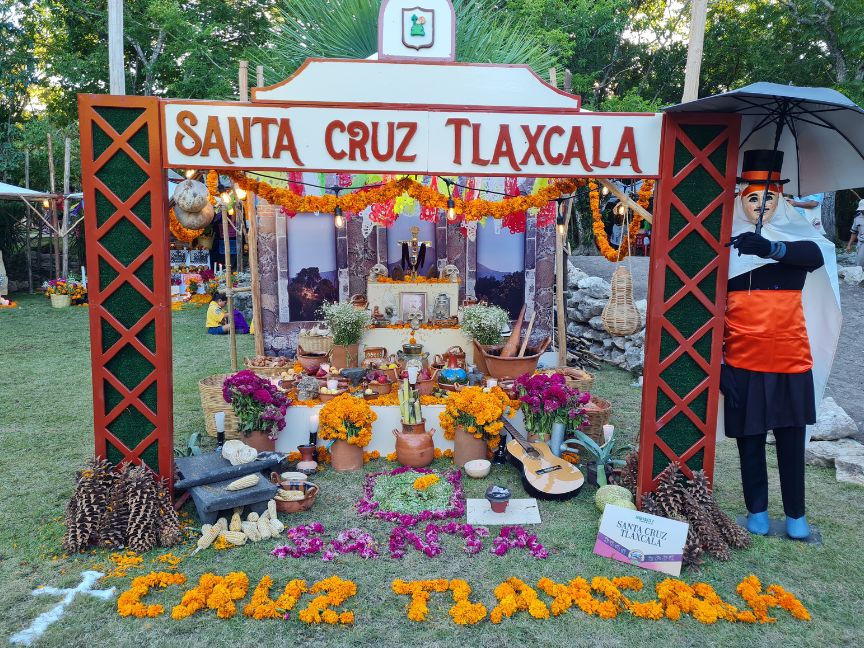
[400,291,427,320]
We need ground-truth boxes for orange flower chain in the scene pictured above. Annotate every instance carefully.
[589,179,654,261]
[116,572,809,625]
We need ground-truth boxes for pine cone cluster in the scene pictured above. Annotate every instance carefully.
[635,461,751,569]
[62,459,182,553]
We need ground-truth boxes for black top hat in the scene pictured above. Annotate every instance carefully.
[737,149,790,186]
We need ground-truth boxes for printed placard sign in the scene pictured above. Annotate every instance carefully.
[593,504,689,576]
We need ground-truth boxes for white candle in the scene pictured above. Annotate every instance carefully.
[602,424,615,443]
[486,378,498,388]
[407,366,420,385]
[214,411,225,434]
[309,414,319,433]
[327,379,339,391]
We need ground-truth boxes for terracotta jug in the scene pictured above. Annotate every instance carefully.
[393,424,435,468]
[453,426,488,467]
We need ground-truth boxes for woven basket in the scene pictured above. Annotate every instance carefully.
[583,396,612,446]
[199,374,241,439]
[538,368,594,394]
[298,333,334,355]
[243,358,287,377]
[601,266,641,336]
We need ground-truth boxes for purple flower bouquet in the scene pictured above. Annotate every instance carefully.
[222,369,291,439]
[514,372,590,440]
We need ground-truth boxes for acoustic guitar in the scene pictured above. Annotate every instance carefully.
[502,418,584,500]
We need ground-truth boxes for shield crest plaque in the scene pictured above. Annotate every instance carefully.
[402,7,435,50]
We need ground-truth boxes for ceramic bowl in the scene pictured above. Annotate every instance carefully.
[280,471,308,482]
[464,459,491,479]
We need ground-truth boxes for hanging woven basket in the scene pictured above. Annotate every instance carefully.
[601,266,641,336]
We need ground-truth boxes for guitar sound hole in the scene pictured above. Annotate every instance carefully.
[535,465,562,475]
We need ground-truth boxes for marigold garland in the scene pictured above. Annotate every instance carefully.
[589,179,654,262]
[392,579,487,624]
[318,393,377,447]
[117,572,187,618]
[490,578,550,624]
[171,572,249,620]
[439,386,518,449]
[413,474,440,491]
[228,172,584,223]
[296,576,357,625]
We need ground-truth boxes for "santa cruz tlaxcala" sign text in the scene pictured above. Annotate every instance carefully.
[162,102,662,177]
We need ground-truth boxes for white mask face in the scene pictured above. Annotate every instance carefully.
[741,189,778,224]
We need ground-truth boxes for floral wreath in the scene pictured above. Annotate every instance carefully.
[589,179,654,262]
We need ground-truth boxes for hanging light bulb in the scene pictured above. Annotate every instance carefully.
[447,197,456,221]
[601,185,609,196]
[185,169,196,179]
[556,202,566,236]
[220,191,231,204]
[42,199,50,209]
[228,208,235,216]
[334,206,344,228]
[234,185,247,200]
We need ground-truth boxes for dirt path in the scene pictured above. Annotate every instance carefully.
[569,254,863,432]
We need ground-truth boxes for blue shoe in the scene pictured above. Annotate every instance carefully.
[786,516,810,540]
[747,511,770,535]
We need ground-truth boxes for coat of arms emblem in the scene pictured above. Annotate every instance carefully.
[402,7,435,50]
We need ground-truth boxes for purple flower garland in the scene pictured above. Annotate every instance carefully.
[356,465,466,528]
[490,525,549,559]
[271,523,379,561]
[388,522,490,559]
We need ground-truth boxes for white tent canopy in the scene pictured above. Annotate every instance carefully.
[0,181,59,201]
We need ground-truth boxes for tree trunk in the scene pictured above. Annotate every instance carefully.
[822,192,837,243]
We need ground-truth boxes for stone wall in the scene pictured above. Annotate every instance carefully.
[565,260,646,373]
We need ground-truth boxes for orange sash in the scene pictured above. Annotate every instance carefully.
[724,290,812,373]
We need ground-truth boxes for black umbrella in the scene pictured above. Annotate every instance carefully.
[666,82,864,234]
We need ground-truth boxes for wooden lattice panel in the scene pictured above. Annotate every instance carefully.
[637,113,741,495]
[78,95,173,484]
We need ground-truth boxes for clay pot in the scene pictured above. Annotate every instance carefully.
[473,338,551,381]
[453,426,488,468]
[416,377,436,396]
[367,381,392,396]
[330,439,364,472]
[298,444,316,462]
[486,485,512,513]
[393,424,435,468]
[297,350,329,375]
[471,343,495,375]
[244,430,275,453]
[330,343,360,368]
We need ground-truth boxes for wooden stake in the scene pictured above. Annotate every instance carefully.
[236,204,244,273]
[25,149,32,293]
[681,0,708,102]
[548,67,558,88]
[222,207,238,371]
[239,61,249,102]
[47,134,61,278]
[564,70,573,93]
[61,137,71,278]
[246,192,265,356]
[256,65,264,87]
[519,311,536,358]
[24,149,29,188]
[108,0,125,94]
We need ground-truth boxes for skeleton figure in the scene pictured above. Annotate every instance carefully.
[442,264,460,283]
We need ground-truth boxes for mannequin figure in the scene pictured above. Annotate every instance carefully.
[722,150,841,540]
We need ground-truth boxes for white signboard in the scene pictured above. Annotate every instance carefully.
[594,504,689,577]
[162,102,662,178]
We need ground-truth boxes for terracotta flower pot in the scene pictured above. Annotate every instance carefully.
[50,294,71,309]
[393,423,434,468]
[330,439,364,472]
[298,444,316,462]
[330,343,360,368]
[453,426,488,468]
[244,429,275,453]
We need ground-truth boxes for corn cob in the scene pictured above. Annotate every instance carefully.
[214,517,228,532]
[196,524,219,552]
[268,518,285,534]
[219,530,247,546]
[256,517,273,540]
[247,512,259,522]
[267,499,277,519]
[229,512,242,532]
[241,520,261,542]
[226,474,259,491]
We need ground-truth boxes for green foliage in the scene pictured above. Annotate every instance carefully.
[371,470,454,514]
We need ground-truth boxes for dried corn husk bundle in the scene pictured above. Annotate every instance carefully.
[601,266,640,336]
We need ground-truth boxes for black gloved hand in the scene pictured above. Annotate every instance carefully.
[728,232,773,258]
[719,364,739,409]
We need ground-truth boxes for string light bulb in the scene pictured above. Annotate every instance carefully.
[447,198,456,221]
[601,185,609,196]
[234,185,247,200]
[228,208,235,216]
[334,206,344,228]
[220,191,231,204]
[42,199,50,209]
[556,200,566,236]
[185,169,196,179]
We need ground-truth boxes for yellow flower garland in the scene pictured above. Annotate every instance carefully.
[117,572,187,618]
[412,474,440,490]
[297,576,357,625]
[439,386,518,449]
[392,579,487,625]
[589,179,654,262]
[243,576,308,620]
[228,171,584,222]
[171,572,249,620]
[318,393,377,447]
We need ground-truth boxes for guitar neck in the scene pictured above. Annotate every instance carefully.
[501,418,540,457]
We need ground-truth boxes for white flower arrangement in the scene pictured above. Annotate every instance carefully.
[320,301,371,346]
[460,304,509,345]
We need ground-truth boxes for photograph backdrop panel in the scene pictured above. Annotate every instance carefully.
[476,221,525,319]
[287,213,338,321]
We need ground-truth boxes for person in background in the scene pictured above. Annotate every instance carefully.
[788,193,824,234]
[206,292,229,334]
[846,199,864,268]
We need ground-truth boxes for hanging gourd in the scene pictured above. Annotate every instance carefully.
[601,198,641,337]
[172,179,215,229]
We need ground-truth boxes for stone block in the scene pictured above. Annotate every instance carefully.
[838,266,864,285]
[567,262,588,289]
[576,276,611,299]
[811,397,859,441]
[588,315,606,331]
[836,456,864,486]
[805,439,864,467]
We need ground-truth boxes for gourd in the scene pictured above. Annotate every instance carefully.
[595,484,634,513]
[226,474,259,491]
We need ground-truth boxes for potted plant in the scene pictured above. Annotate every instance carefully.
[320,301,371,368]
[42,276,86,308]
[222,370,291,452]
[562,428,628,487]
[459,304,509,373]
[439,385,517,467]
[318,392,377,471]
[514,372,590,448]
[394,379,434,468]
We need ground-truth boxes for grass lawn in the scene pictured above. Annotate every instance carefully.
[1,294,862,647]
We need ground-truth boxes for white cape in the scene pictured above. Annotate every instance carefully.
[717,197,842,442]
